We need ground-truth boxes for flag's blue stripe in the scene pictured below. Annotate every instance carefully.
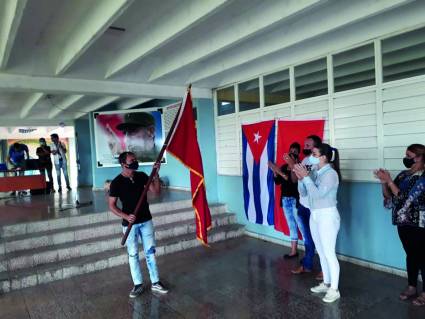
[252,158,263,224]
[266,124,276,225]
[242,133,250,220]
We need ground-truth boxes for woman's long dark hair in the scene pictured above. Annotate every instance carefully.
[317,143,341,181]
[407,144,425,163]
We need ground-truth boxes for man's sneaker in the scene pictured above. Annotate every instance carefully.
[310,282,330,293]
[151,281,168,294]
[58,187,62,193]
[322,288,340,303]
[66,186,72,191]
[129,284,144,298]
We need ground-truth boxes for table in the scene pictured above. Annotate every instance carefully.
[0,174,46,192]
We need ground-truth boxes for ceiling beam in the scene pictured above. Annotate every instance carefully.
[117,97,152,110]
[75,96,120,118]
[0,73,212,98]
[48,95,85,119]
[20,92,44,118]
[189,0,410,84]
[0,0,27,69]
[106,0,229,78]
[149,0,322,82]
[55,0,133,75]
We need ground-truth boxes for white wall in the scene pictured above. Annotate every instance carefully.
[214,29,425,182]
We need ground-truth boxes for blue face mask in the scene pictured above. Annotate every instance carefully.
[309,155,320,165]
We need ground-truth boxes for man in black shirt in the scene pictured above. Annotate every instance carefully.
[36,138,54,188]
[269,142,301,258]
[108,151,168,298]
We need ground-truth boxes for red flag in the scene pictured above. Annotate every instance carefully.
[167,91,212,245]
[274,120,325,235]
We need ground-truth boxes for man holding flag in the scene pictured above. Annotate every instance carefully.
[108,152,168,298]
[110,86,212,298]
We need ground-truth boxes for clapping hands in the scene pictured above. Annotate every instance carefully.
[283,153,296,169]
[293,163,309,180]
[373,168,392,184]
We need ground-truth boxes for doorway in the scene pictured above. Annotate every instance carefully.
[0,126,78,190]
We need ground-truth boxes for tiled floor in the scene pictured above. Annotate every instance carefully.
[0,188,191,225]
[1,236,423,319]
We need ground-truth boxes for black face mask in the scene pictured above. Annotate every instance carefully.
[302,149,312,156]
[126,161,139,170]
[403,157,415,168]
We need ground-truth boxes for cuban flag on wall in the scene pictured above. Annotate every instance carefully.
[242,120,275,225]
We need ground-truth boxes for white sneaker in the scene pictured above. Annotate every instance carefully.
[310,282,330,293]
[322,288,340,303]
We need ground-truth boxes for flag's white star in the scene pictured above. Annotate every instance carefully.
[253,131,262,143]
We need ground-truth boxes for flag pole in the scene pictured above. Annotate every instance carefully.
[121,84,192,245]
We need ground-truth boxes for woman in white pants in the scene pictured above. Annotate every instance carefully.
[293,143,341,303]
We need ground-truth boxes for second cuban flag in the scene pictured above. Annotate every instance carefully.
[242,120,275,225]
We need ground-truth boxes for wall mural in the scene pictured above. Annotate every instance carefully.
[93,109,165,167]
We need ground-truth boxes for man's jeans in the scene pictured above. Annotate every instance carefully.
[295,204,315,271]
[123,220,159,285]
[54,159,70,187]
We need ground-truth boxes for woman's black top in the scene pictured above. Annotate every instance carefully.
[273,164,299,206]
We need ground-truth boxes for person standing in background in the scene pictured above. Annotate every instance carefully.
[7,142,29,196]
[375,144,425,306]
[50,133,71,192]
[7,142,29,172]
[269,142,301,258]
[287,135,323,280]
[36,138,54,191]
[293,143,342,303]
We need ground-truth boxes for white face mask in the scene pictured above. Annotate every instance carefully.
[124,127,155,154]
[309,155,320,165]
[125,135,155,153]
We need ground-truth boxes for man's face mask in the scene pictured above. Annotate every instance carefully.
[302,149,312,156]
[126,161,139,170]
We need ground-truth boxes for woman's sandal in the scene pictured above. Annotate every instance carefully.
[399,286,417,301]
[412,293,425,306]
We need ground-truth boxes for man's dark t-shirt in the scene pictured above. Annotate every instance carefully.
[109,171,152,226]
[36,146,52,168]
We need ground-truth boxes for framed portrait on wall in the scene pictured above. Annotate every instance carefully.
[93,109,166,167]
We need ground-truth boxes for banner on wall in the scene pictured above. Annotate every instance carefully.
[274,119,325,235]
[242,120,275,225]
[93,109,165,167]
